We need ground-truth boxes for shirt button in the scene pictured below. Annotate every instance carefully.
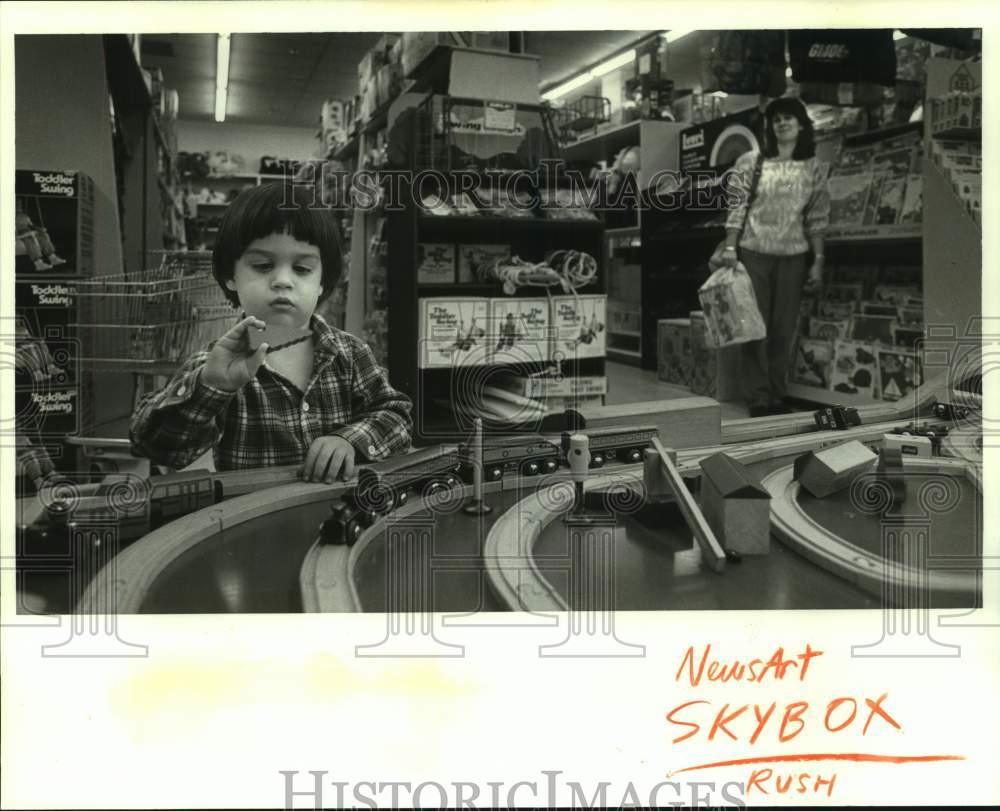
[368,444,377,456]
[176,385,186,397]
[302,402,310,413]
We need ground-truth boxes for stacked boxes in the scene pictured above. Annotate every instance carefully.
[13,171,97,472]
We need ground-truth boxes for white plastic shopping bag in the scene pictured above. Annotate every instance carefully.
[697,263,767,348]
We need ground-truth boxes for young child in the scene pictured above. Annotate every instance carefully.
[131,182,412,482]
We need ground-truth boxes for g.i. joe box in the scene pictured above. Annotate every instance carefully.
[15,170,95,277]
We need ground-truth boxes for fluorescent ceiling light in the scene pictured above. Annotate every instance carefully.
[542,71,597,102]
[592,49,635,77]
[215,33,231,123]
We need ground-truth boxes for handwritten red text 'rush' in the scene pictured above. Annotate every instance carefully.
[665,644,964,798]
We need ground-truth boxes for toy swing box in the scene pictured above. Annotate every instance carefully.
[15,170,95,277]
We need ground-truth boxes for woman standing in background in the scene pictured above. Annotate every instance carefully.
[720,96,831,418]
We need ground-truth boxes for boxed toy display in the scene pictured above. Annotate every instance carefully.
[488,297,551,365]
[549,295,606,361]
[877,347,921,401]
[830,340,879,398]
[15,170,95,276]
[791,338,834,388]
[417,243,456,284]
[418,297,490,368]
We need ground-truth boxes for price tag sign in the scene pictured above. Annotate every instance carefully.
[484,102,517,133]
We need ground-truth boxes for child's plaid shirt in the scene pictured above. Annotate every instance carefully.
[131,314,412,470]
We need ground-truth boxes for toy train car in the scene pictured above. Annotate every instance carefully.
[561,425,657,468]
[321,445,463,545]
[471,435,561,481]
[22,469,220,553]
[320,424,660,546]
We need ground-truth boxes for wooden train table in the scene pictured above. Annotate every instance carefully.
[73,418,982,615]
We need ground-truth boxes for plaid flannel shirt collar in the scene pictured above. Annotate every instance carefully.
[238,310,350,366]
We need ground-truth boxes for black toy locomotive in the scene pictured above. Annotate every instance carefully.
[319,424,658,545]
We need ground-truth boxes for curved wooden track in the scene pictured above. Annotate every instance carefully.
[763,457,980,600]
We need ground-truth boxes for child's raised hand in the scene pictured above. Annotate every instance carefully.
[201,316,269,392]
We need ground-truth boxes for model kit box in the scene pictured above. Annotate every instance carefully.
[657,318,693,386]
[15,170,95,277]
[418,297,490,368]
[877,347,921,401]
[550,295,606,361]
[488,297,551,365]
[809,317,850,341]
[831,340,879,398]
[790,337,834,389]
[457,244,509,283]
[417,243,456,284]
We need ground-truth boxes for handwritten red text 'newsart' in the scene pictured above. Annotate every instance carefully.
[664,644,964,798]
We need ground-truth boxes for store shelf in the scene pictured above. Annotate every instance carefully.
[606,347,642,366]
[842,120,923,147]
[825,223,922,243]
[930,127,981,142]
[416,214,603,239]
[197,201,229,209]
[786,383,880,408]
[563,119,641,153]
[606,226,641,238]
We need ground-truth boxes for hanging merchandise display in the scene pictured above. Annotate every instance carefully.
[788,29,897,85]
[699,30,787,97]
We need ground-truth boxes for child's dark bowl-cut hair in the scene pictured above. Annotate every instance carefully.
[212,182,342,307]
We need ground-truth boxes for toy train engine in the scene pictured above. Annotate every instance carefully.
[320,446,463,545]
[471,435,561,482]
[561,425,657,468]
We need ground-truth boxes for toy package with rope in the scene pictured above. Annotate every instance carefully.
[488,297,551,365]
[697,263,766,348]
[549,294,606,360]
[418,297,490,369]
[15,170,95,277]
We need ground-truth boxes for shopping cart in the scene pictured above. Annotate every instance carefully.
[67,251,237,477]
[70,251,236,371]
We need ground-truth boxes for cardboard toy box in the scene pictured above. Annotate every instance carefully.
[14,382,90,439]
[549,295,606,361]
[688,311,718,397]
[500,374,608,399]
[15,280,82,387]
[15,170,95,277]
[657,318,693,386]
[418,297,490,368]
[488,297,551,365]
[417,243,456,284]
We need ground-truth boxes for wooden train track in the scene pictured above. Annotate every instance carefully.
[763,457,981,601]
[77,414,973,614]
